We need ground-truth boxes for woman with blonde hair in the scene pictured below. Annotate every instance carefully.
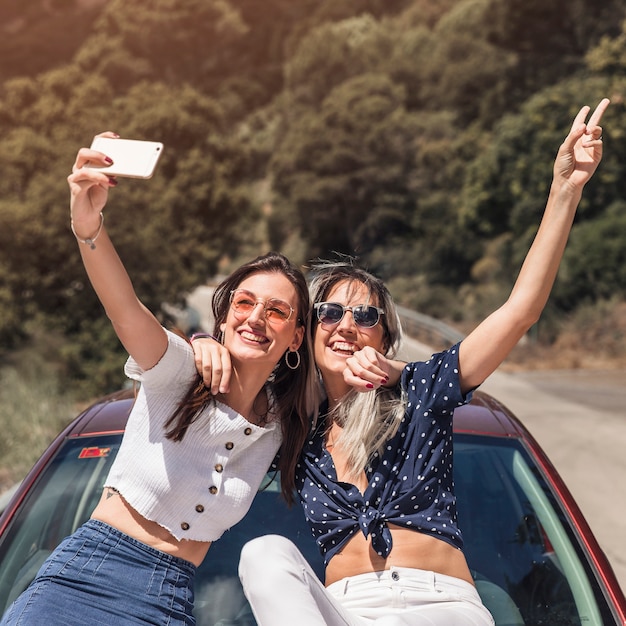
[195,98,609,625]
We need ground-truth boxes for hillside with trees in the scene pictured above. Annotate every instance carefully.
[1,0,625,398]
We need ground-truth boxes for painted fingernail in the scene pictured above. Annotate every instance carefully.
[104,156,114,164]
[366,383,374,389]
[381,378,388,385]
[108,177,118,186]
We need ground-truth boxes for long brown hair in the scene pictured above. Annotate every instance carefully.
[165,252,318,504]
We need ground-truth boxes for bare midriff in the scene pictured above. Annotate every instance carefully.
[91,488,211,567]
[324,524,473,586]
[323,437,473,588]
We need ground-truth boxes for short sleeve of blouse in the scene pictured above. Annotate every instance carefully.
[124,329,196,391]
[400,342,472,415]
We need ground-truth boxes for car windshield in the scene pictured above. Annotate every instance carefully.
[0,433,618,625]
[454,435,615,625]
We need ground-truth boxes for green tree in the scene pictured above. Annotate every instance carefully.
[283,15,393,108]
[74,0,248,93]
[0,0,104,84]
[271,73,420,259]
[460,76,618,240]
[413,0,516,124]
[2,0,626,388]
[0,74,256,395]
[487,0,626,99]
[555,203,626,309]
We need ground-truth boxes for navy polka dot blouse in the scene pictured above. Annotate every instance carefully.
[295,344,471,566]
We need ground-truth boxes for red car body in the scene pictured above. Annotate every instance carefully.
[1,389,625,625]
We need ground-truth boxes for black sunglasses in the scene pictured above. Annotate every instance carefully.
[314,302,384,328]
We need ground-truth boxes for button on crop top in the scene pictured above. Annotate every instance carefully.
[295,344,471,566]
[104,330,282,542]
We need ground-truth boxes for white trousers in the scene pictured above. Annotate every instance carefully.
[238,535,495,626]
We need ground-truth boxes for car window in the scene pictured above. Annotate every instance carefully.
[0,434,323,625]
[455,435,615,626]
[0,435,121,612]
[0,433,619,625]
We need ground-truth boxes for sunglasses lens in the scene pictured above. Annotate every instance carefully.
[316,303,381,327]
[353,306,380,328]
[317,303,344,324]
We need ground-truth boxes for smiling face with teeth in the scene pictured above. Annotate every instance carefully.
[313,279,386,389]
[219,271,304,373]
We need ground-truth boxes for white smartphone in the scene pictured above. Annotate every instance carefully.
[87,137,164,179]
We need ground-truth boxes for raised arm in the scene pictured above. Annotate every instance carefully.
[458,98,610,393]
[67,132,167,370]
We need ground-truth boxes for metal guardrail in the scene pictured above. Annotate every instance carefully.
[396,305,465,347]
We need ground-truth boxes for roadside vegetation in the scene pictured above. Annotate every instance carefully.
[0,348,76,492]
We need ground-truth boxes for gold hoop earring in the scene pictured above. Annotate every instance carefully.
[285,349,301,370]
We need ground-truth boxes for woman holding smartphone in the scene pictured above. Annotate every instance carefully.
[0,133,318,625]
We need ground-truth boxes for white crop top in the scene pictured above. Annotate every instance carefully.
[104,330,282,542]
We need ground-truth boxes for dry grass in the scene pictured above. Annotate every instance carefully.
[503,301,626,372]
[0,365,76,493]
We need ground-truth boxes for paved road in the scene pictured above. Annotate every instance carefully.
[399,336,626,593]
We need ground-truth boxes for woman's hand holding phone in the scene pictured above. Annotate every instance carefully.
[68,132,164,241]
[86,136,164,179]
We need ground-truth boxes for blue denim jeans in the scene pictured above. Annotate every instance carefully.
[0,519,196,625]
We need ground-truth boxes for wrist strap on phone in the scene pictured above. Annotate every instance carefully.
[71,212,104,250]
